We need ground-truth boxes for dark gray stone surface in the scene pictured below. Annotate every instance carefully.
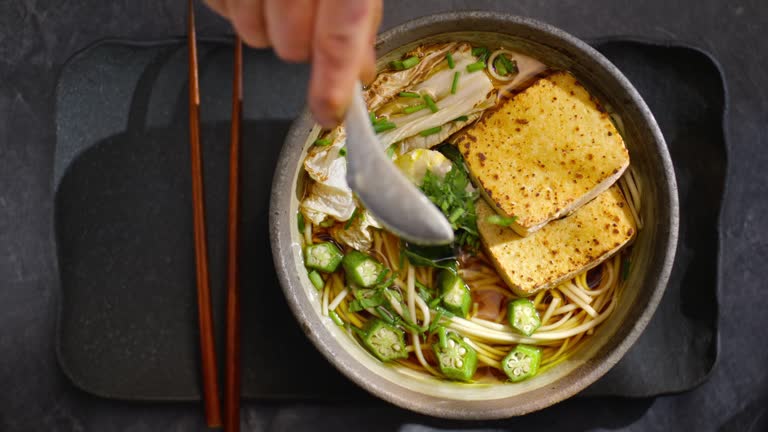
[1,0,766,431]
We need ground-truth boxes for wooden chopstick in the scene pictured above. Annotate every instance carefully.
[224,35,243,432]
[187,0,223,427]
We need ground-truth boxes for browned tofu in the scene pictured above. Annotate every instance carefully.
[456,71,630,236]
[476,185,636,296]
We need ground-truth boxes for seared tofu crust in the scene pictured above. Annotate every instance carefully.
[456,71,630,236]
[476,185,636,296]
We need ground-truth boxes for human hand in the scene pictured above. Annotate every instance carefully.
[204,0,383,127]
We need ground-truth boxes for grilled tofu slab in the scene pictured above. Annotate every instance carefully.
[476,185,636,296]
[456,71,630,236]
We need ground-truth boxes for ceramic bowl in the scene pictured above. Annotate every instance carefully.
[270,12,678,419]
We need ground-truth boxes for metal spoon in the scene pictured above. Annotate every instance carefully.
[344,82,454,245]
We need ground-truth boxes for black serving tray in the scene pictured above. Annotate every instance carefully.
[54,38,725,401]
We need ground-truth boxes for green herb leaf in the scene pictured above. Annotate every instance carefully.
[418,150,480,250]
[402,242,456,271]
[344,208,360,230]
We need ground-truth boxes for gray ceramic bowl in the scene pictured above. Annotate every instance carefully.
[270,12,679,419]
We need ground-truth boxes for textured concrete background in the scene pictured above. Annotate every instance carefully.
[1,1,766,431]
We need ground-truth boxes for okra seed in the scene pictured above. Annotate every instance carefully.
[457,360,463,367]
[448,339,456,348]
[458,347,467,355]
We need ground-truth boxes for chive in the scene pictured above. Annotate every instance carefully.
[446,52,455,69]
[369,111,376,124]
[419,126,442,137]
[373,121,397,133]
[308,270,324,290]
[373,116,389,126]
[297,212,306,233]
[399,91,421,98]
[451,71,460,94]
[500,55,518,74]
[329,310,344,326]
[471,46,487,57]
[423,95,439,113]
[390,60,404,70]
[401,56,420,69]
[453,115,469,122]
[622,258,631,281]
[314,138,332,146]
[466,61,485,73]
[485,214,517,227]
[339,147,347,157]
[386,144,397,159]
[403,104,427,114]
[448,207,465,223]
[494,57,508,76]
[344,207,360,230]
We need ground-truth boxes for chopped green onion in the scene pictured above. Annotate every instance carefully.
[339,147,347,157]
[369,111,376,124]
[314,138,332,146]
[419,126,442,137]
[386,144,397,159]
[373,116,390,126]
[297,212,306,233]
[401,56,420,69]
[499,55,518,74]
[451,71,460,94]
[472,46,489,63]
[373,121,397,133]
[391,56,419,70]
[466,61,485,73]
[344,208,360,230]
[319,218,336,228]
[399,91,421,98]
[494,57,509,76]
[328,310,344,326]
[423,95,439,113]
[308,270,324,290]
[403,104,427,114]
[453,115,469,122]
[486,214,517,227]
[622,258,631,281]
[446,52,455,69]
[448,207,465,224]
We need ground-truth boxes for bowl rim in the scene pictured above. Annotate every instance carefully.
[270,11,679,419]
